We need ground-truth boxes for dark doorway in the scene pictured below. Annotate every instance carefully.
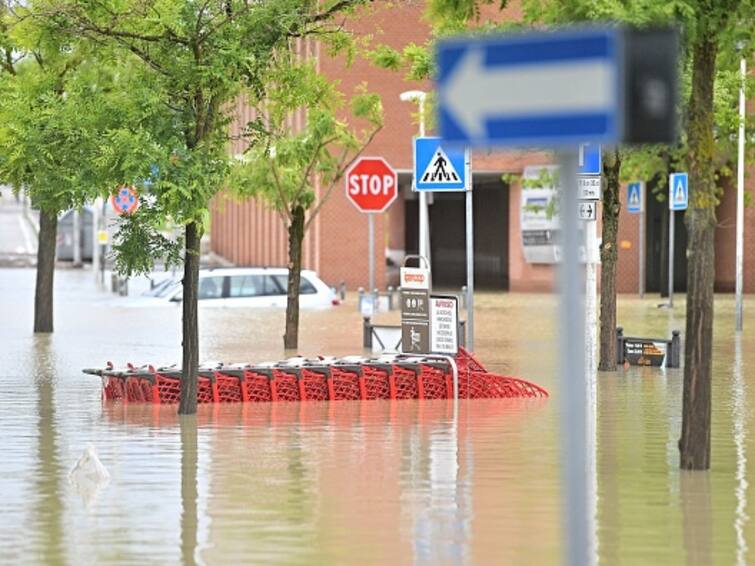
[645,183,687,293]
[403,174,508,289]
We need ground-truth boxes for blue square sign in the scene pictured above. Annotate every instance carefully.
[414,137,469,191]
[627,181,643,214]
[669,172,688,211]
[578,143,602,175]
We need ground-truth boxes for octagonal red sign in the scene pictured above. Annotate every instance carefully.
[345,157,398,213]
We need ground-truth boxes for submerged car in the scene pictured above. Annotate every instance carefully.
[135,267,339,309]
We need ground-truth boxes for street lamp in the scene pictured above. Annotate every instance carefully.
[400,89,430,268]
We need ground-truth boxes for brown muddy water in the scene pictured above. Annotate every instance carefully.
[0,268,753,565]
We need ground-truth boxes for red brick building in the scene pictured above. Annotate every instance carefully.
[210,1,755,294]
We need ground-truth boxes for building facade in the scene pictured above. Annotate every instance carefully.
[210,1,755,294]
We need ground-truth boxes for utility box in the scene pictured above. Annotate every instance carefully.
[56,208,94,261]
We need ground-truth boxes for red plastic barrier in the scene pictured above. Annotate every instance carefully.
[329,367,361,401]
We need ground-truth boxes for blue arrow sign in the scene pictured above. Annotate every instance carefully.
[627,181,643,214]
[414,137,469,191]
[669,172,688,211]
[437,28,621,147]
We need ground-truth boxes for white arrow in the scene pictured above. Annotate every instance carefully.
[443,48,616,140]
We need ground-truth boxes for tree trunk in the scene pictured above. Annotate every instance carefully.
[284,205,305,351]
[179,222,200,415]
[679,35,717,471]
[599,149,621,371]
[34,210,57,333]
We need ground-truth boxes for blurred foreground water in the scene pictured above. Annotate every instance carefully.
[0,268,752,564]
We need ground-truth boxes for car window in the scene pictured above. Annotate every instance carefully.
[229,275,267,298]
[272,274,317,295]
[198,276,224,300]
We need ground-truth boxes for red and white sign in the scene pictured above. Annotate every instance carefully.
[345,157,398,213]
[400,267,430,290]
[110,186,139,216]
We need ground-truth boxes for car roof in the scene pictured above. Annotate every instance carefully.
[197,267,317,277]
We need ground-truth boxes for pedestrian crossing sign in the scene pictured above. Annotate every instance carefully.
[669,172,688,211]
[627,181,643,214]
[414,137,469,191]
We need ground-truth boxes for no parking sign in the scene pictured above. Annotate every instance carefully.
[110,186,139,215]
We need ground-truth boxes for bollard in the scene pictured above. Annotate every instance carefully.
[616,327,625,365]
[339,281,346,301]
[387,286,394,310]
[461,286,467,308]
[671,330,681,368]
[363,317,372,349]
[357,287,364,313]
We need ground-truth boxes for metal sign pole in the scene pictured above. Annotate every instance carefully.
[735,55,746,332]
[668,210,675,307]
[639,192,646,298]
[558,149,589,566]
[368,213,375,295]
[465,178,474,352]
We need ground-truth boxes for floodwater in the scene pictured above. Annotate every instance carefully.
[0,267,753,565]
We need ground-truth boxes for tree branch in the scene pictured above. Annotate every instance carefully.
[304,124,382,232]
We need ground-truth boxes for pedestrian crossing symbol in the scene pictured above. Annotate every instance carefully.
[627,181,643,214]
[669,172,688,211]
[414,137,469,191]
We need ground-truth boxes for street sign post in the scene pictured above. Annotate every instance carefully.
[627,181,645,297]
[413,138,474,350]
[437,26,679,566]
[667,172,688,307]
[345,157,398,295]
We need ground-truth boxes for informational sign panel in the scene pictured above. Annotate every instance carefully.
[437,29,622,147]
[414,137,469,192]
[578,176,601,200]
[623,339,667,367]
[578,143,602,175]
[578,201,597,221]
[669,172,688,211]
[400,266,431,354]
[627,181,643,213]
[430,295,459,354]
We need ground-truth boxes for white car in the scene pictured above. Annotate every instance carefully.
[135,268,339,309]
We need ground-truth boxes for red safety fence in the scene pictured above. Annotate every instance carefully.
[84,348,549,405]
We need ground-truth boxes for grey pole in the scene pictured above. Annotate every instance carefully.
[668,210,675,307]
[639,186,645,298]
[368,213,375,296]
[465,185,474,351]
[558,149,589,566]
[72,208,82,267]
[92,200,100,283]
[735,55,746,332]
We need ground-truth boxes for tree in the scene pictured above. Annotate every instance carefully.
[35,0,371,414]
[232,56,382,350]
[0,6,139,333]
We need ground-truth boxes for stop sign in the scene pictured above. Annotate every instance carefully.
[345,157,398,213]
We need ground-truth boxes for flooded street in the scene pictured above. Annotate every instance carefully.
[0,267,753,564]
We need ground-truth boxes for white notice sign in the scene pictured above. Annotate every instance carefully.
[430,295,459,354]
[578,176,602,200]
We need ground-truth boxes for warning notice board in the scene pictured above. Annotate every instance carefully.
[430,295,458,354]
[624,339,666,367]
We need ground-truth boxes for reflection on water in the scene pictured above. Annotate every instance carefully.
[0,268,754,564]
